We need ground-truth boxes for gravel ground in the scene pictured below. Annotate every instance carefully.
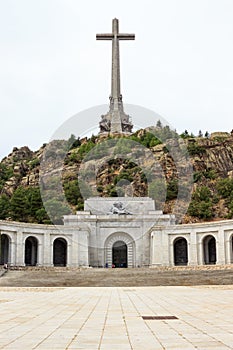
[0,266,233,287]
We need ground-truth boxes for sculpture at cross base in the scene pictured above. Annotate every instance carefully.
[97,18,135,134]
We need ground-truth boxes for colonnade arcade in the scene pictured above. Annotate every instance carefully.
[1,226,233,267]
[0,234,68,267]
[171,234,232,266]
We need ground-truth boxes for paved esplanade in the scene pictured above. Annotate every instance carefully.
[97,18,134,134]
[0,286,233,349]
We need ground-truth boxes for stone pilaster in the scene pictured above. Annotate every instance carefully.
[189,229,198,265]
[216,228,226,265]
[78,231,89,266]
[15,230,24,266]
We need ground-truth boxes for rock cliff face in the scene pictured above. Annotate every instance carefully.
[1,146,42,195]
[1,130,233,224]
[191,138,233,175]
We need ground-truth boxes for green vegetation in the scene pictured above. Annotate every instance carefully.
[0,164,14,190]
[188,186,214,219]
[0,187,50,223]
[63,179,84,210]
[180,130,195,139]
[166,179,178,200]
[67,134,81,149]
[217,178,233,198]
[193,169,217,183]
[130,132,162,148]
[0,194,10,220]
[29,158,40,170]
[216,178,233,218]
[187,142,206,156]
[180,130,210,139]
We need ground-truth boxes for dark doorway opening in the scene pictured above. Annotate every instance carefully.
[53,238,67,267]
[25,236,38,266]
[232,236,233,263]
[204,236,216,264]
[174,238,188,266]
[1,234,10,265]
[112,241,127,268]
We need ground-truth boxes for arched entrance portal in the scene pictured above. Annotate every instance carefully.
[203,235,216,264]
[105,233,135,268]
[53,238,67,267]
[174,238,188,266]
[112,241,127,268]
[1,234,10,265]
[25,236,38,266]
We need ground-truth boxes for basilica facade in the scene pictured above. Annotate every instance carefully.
[1,197,233,268]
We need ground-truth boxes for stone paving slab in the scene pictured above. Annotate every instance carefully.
[0,286,233,349]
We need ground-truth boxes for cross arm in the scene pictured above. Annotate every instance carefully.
[118,34,135,40]
[96,34,114,40]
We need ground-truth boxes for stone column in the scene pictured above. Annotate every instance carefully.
[197,235,203,265]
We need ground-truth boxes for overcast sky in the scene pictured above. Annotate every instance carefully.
[0,0,233,160]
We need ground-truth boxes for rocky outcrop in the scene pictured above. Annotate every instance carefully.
[192,138,233,174]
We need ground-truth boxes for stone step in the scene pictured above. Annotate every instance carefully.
[5,264,233,272]
[7,266,83,272]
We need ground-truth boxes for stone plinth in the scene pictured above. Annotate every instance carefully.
[84,197,159,215]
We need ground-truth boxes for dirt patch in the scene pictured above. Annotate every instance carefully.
[0,267,233,287]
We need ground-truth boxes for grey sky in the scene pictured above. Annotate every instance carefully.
[0,0,233,160]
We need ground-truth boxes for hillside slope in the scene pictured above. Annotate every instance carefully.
[1,128,233,224]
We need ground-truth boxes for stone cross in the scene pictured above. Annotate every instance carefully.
[97,18,135,134]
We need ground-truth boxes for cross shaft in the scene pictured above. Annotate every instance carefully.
[97,18,135,134]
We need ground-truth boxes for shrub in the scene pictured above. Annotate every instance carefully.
[166,179,178,200]
[188,186,214,219]
[188,200,213,219]
[187,142,206,155]
[0,164,13,187]
[217,178,233,199]
[29,158,40,170]
[0,195,10,219]
[63,180,81,206]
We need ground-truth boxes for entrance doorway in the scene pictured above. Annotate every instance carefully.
[112,241,127,268]
[174,238,188,266]
[203,235,216,264]
[25,236,38,266]
[1,234,10,265]
[53,238,67,266]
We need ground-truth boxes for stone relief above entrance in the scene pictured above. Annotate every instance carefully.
[108,202,132,215]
